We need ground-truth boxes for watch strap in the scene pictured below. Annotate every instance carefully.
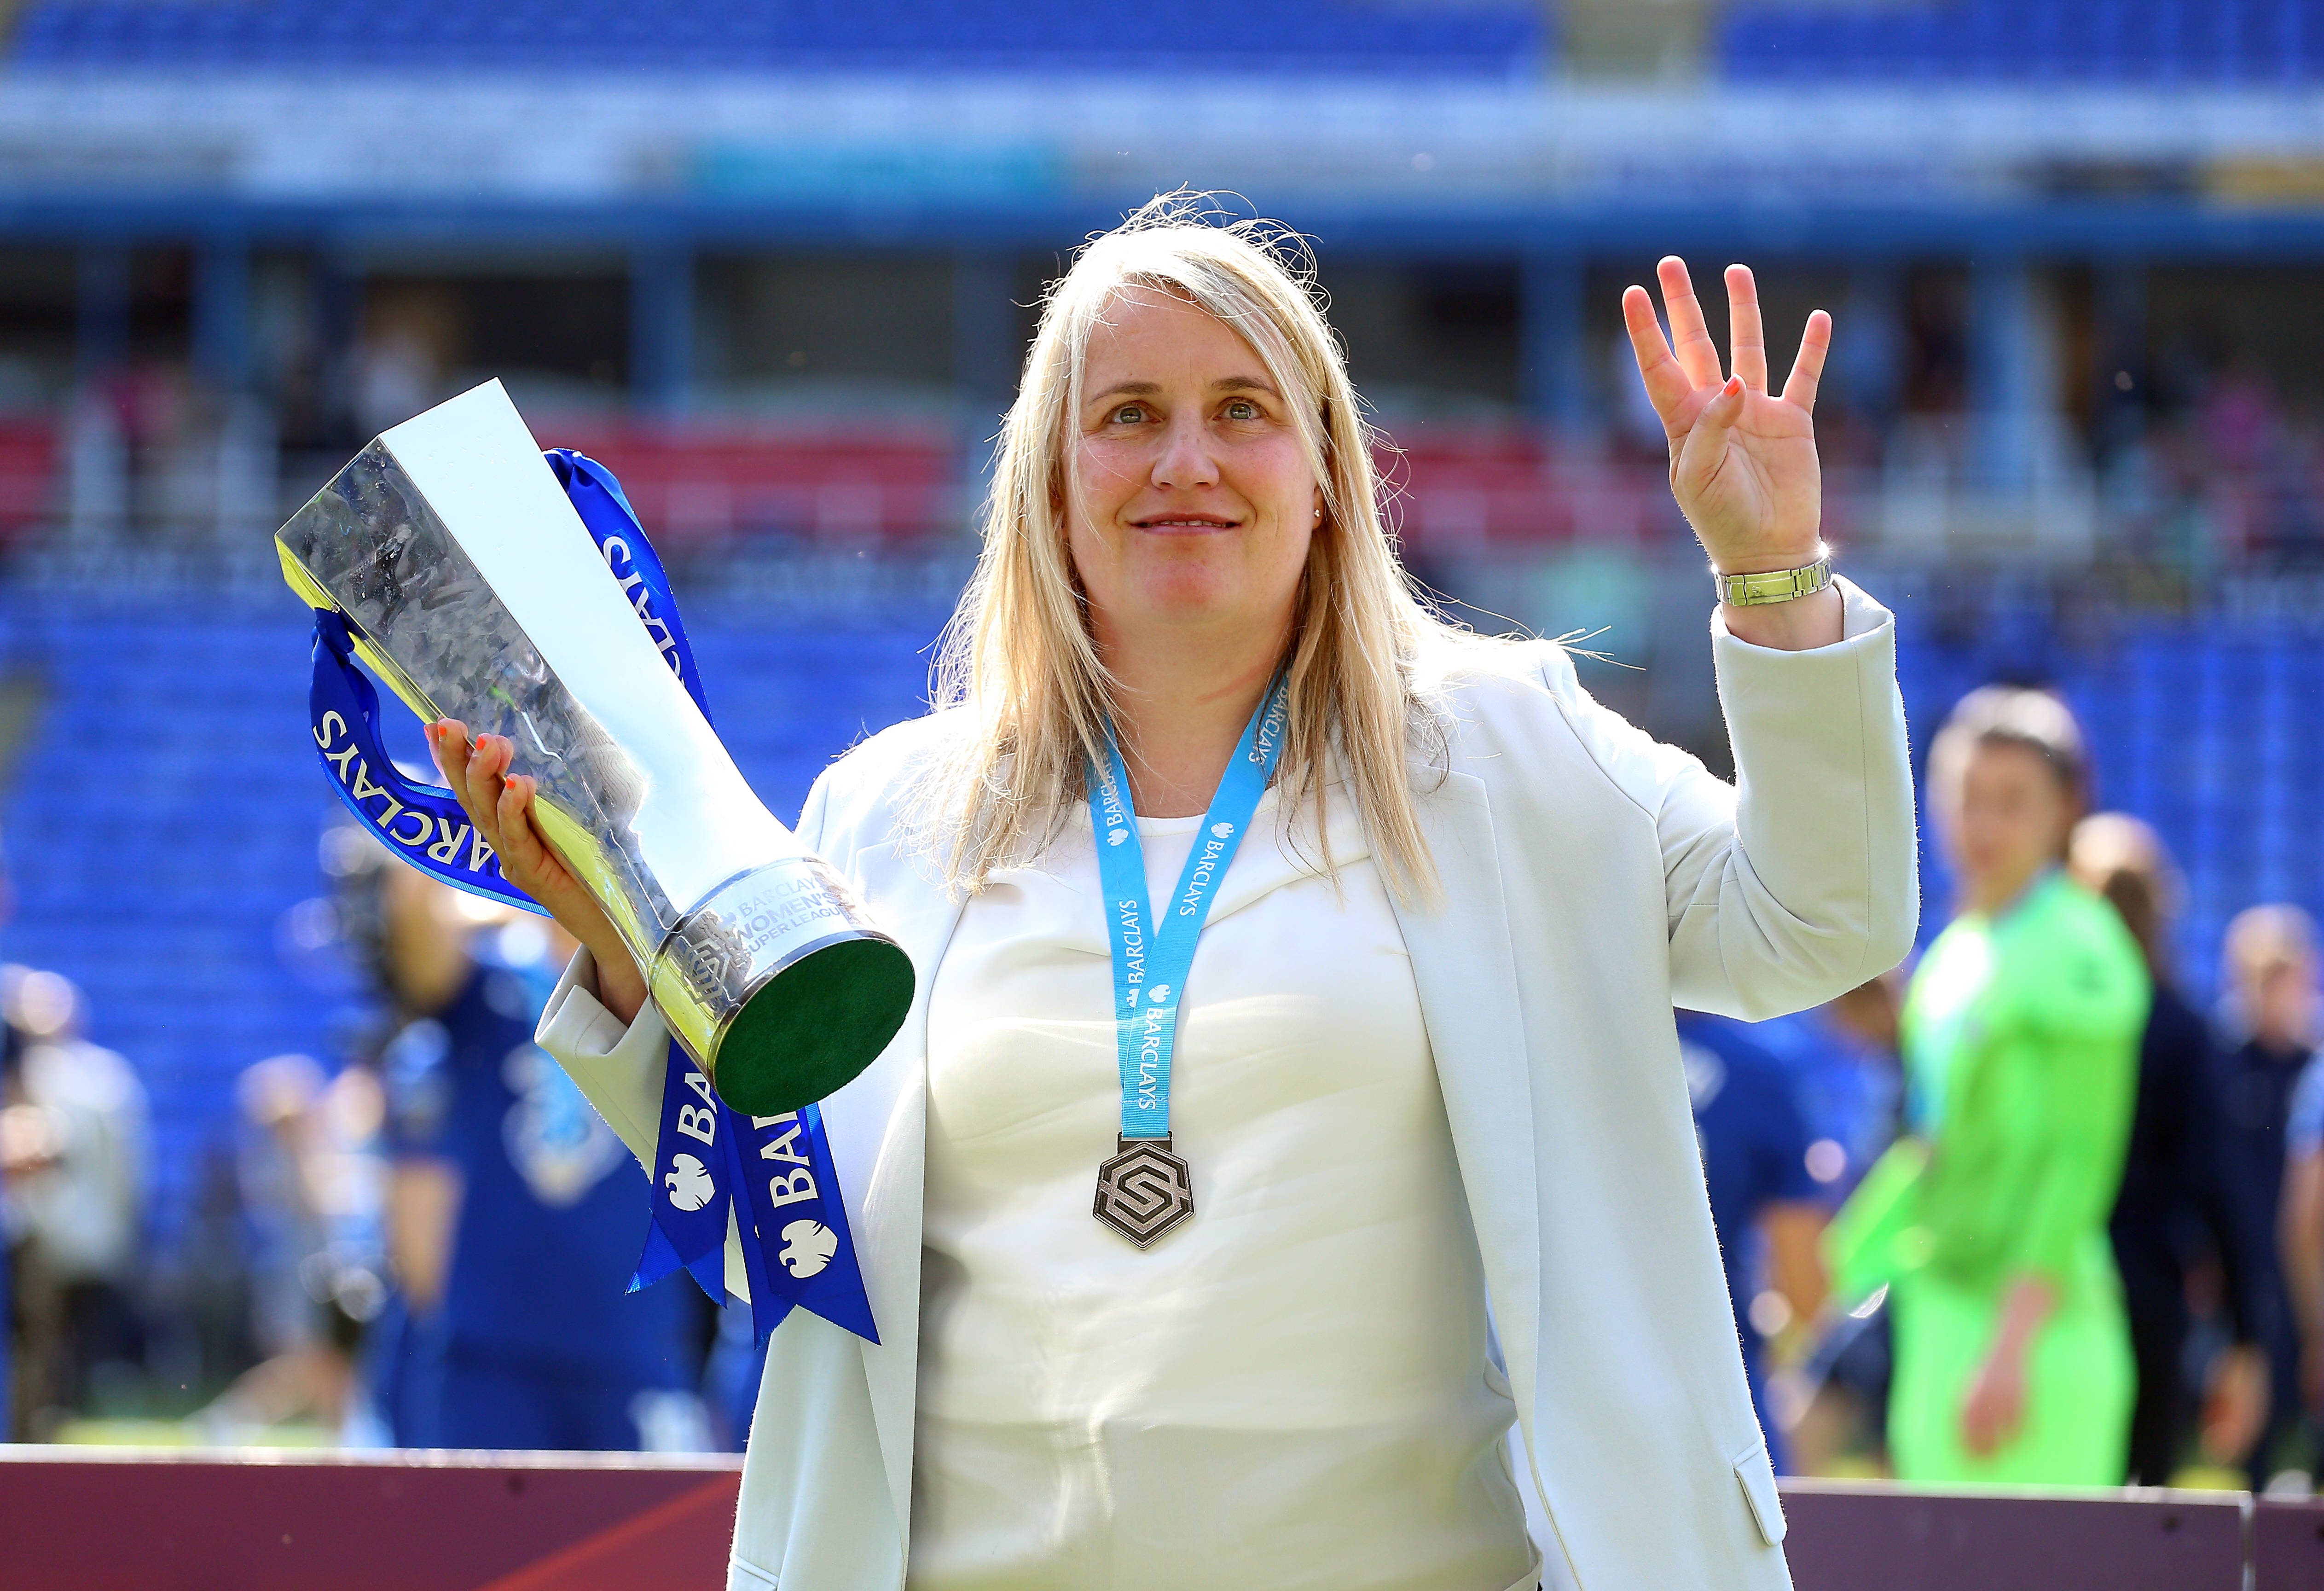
[1715,553,1833,607]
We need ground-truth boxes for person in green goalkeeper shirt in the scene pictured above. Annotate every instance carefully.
[1831,686,2148,1484]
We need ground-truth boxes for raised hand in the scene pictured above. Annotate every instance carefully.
[1623,259,1841,650]
[426,719,649,1023]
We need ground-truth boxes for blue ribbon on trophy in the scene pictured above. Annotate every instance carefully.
[309,610,540,914]
[303,446,876,1346]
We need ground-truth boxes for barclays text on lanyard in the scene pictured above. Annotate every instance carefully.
[1086,674,1288,1248]
[304,448,875,1345]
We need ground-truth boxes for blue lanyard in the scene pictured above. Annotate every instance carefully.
[1086,675,1290,1141]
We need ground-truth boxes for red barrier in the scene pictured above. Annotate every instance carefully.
[0,1446,742,1591]
[5,1449,2318,1591]
[2253,1495,2324,1589]
[1779,1478,2246,1591]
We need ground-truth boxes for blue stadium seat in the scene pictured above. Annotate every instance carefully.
[0,589,947,1257]
[12,0,1543,76]
[1895,614,2324,1011]
[1724,0,2324,85]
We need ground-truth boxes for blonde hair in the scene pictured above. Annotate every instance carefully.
[921,194,1469,901]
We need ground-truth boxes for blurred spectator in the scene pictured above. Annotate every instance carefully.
[1829,687,2147,1483]
[1675,1010,1827,1473]
[370,859,705,1450]
[192,1053,390,1442]
[2282,1021,2324,1473]
[2218,903,2323,1487]
[2071,814,2270,1484]
[1773,977,1905,1480]
[0,968,150,1439]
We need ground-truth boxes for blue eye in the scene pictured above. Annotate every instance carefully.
[1110,404,1148,424]
[1223,399,1260,421]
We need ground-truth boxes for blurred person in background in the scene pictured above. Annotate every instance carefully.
[192,1051,390,1443]
[2070,814,2270,1484]
[1773,977,1906,1481]
[1831,687,2146,1483]
[371,856,704,1451]
[2279,1002,2324,1483]
[1676,1010,1828,1473]
[2216,903,2322,1487]
[0,968,150,1439]
[2277,977,2324,1483]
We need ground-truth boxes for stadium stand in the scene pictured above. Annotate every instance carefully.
[547,422,962,549]
[1383,430,1678,552]
[1895,618,2324,1008]
[0,421,55,538]
[11,0,1544,76]
[1725,0,2324,84]
[526,424,1682,556]
[10,0,2324,1426]
[0,588,945,1251]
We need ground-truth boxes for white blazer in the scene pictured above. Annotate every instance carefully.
[540,578,1917,1591]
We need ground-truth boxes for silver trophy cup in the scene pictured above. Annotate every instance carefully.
[277,380,915,1115]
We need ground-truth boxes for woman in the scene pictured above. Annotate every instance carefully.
[2070,813,2266,1484]
[431,203,1915,1590]
[1831,689,2145,1485]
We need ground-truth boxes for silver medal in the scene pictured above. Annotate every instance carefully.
[1094,1135,1194,1248]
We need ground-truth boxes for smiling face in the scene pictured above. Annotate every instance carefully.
[1066,285,1320,666]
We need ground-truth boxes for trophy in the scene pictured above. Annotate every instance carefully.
[275,380,915,1115]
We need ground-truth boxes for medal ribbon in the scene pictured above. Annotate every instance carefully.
[300,446,875,1345]
[1087,674,1289,1142]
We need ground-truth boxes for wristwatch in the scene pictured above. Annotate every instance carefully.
[1714,552,1833,607]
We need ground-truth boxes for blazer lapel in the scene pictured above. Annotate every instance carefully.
[1390,766,1544,1420]
[817,846,966,1547]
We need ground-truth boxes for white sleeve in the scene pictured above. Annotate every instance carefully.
[537,945,669,1168]
[537,944,753,1303]
[1681,576,1918,1016]
[1558,577,1918,1020]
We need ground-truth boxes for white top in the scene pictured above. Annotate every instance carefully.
[914,782,1538,1591]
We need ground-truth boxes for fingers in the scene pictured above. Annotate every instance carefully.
[1673,375,1747,494]
[1621,285,1693,431]
[427,718,469,789]
[494,771,554,876]
[426,719,510,841]
[1657,256,1725,390]
[1783,308,1833,413]
[1726,264,1768,394]
[465,733,512,825]
[419,724,607,947]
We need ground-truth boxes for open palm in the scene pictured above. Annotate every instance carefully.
[1623,259,1829,575]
